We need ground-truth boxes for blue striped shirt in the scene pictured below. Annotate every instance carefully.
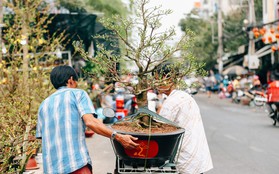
[36,87,95,174]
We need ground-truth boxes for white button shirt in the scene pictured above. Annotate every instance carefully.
[159,90,213,174]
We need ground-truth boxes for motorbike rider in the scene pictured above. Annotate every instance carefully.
[266,63,279,125]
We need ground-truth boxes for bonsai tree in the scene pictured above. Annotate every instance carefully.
[0,1,66,173]
[75,0,205,126]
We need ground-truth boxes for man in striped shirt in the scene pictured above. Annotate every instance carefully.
[154,63,213,174]
[36,65,139,174]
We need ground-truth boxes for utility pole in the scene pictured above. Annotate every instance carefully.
[217,0,223,74]
[248,0,256,67]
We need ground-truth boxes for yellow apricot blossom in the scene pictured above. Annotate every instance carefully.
[38,39,45,45]
[2,78,7,84]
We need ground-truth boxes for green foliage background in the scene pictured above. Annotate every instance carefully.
[0,0,65,173]
[179,0,263,71]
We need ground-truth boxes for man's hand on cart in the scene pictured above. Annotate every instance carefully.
[114,133,139,149]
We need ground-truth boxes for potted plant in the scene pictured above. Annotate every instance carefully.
[75,0,205,168]
[110,107,185,167]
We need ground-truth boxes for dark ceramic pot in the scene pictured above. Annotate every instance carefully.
[110,107,185,167]
[111,128,184,167]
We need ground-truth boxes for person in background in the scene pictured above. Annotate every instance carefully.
[154,63,213,174]
[265,64,279,119]
[222,75,229,88]
[218,75,230,98]
[251,75,262,91]
[239,75,248,90]
[204,73,214,98]
[232,76,241,89]
[36,65,139,174]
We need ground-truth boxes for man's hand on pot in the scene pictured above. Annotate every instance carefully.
[115,134,139,149]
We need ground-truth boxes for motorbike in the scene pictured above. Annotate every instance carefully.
[244,88,267,107]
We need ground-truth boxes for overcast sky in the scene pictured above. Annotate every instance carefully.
[147,0,196,40]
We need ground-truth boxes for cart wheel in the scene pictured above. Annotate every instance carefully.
[253,95,265,106]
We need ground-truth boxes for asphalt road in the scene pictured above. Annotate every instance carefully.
[196,93,279,174]
[31,92,279,174]
[89,93,279,174]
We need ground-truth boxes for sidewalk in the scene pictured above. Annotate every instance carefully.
[26,133,115,174]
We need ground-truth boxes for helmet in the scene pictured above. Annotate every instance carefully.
[224,75,228,79]
[253,75,259,80]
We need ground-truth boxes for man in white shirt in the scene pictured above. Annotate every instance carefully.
[154,63,213,174]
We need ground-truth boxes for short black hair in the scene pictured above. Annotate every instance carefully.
[50,65,78,89]
[153,62,178,77]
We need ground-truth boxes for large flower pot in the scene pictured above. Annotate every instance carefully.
[110,108,185,167]
[111,129,184,167]
[25,157,39,170]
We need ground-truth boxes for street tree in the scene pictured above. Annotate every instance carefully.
[179,9,218,70]
[179,1,262,71]
[0,1,66,173]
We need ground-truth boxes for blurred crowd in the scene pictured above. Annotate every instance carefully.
[201,69,263,100]
[79,66,279,123]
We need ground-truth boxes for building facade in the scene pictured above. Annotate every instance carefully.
[195,0,242,19]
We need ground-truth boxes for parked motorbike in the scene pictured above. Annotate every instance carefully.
[244,89,267,107]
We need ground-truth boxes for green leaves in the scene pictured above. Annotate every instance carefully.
[179,1,263,71]
[0,0,65,172]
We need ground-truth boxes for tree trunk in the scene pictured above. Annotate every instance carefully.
[135,75,149,107]
[21,10,31,169]
[136,91,148,107]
